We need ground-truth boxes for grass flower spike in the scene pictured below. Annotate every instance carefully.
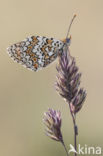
[43,108,69,156]
[56,48,86,114]
[56,47,86,156]
[43,109,63,142]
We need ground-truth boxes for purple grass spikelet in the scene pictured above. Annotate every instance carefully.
[43,108,63,142]
[56,47,86,114]
[43,108,69,156]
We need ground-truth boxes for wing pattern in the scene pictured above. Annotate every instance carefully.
[7,36,64,71]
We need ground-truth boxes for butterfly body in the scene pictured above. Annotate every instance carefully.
[7,36,70,71]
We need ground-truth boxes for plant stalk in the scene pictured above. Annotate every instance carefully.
[74,115,78,156]
[61,140,69,156]
[68,103,78,156]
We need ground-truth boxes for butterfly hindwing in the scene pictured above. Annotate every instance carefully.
[7,36,64,71]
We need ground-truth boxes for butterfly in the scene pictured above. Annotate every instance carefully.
[7,15,76,71]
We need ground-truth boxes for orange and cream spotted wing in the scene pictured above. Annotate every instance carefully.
[7,15,76,71]
[7,36,66,71]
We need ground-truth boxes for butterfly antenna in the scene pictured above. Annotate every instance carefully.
[66,14,76,39]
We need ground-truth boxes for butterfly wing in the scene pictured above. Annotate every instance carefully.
[7,36,64,71]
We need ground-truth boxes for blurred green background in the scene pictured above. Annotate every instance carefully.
[0,0,103,156]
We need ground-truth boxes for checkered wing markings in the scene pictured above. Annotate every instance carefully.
[7,36,64,71]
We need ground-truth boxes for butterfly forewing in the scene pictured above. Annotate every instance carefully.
[7,36,64,71]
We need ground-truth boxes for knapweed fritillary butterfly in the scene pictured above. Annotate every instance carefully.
[7,15,76,71]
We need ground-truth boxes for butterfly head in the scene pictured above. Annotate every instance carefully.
[62,36,71,46]
[66,36,71,44]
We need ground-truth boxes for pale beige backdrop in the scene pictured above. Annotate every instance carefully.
[0,0,103,156]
